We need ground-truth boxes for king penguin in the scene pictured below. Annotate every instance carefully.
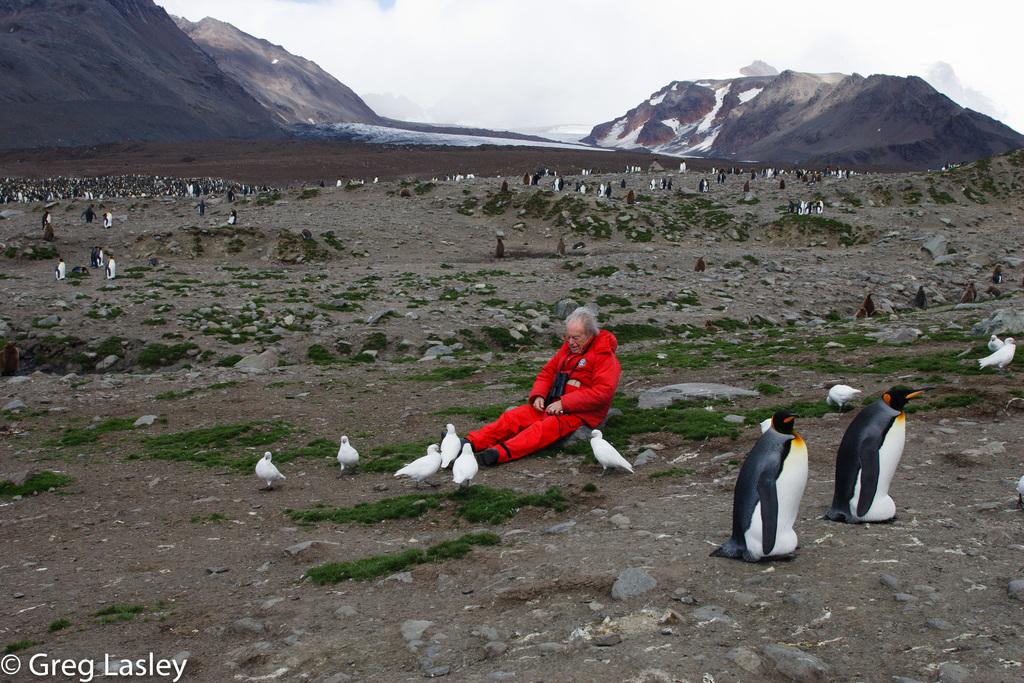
[710,410,808,562]
[105,256,116,280]
[55,258,66,281]
[825,387,932,524]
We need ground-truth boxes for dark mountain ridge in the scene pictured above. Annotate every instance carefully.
[584,69,1024,169]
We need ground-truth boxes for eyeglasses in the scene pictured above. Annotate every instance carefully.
[563,334,587,342]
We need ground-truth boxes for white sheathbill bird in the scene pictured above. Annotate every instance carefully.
[978,337,1016,372]
[589,429,634,475]
[988,334,1005,352]
[1017,474,1024,509]
[440,423,460,468]
[336,435,359,475]
[826,384,862,412]
[394,444,442,488]
[255,451,286,490]
[452,442,478,489]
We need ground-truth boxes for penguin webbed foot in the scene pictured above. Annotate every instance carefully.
[823,508,852,523]
[709,540,743,559]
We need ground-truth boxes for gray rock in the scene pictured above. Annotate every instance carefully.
[234,349,278,371]
[632,449,659,467]
[880,574,901,589]
[283,540,339,557]
[892,678,927,683]
[37,315,60,327]
[333,605,358,619]
[423,345,453,358]
[872,327,920,344]
[2,398,26,411]
[473,626,500,641]
[364,309,395,325]
[487,673,516,681]
[726,646,765,674]
[593,633,621,646]
[894,593,918,602]
[134,414,158,426]
[1007,578,1024,602]
[723,414,746,424]
[558,409,621,447]
[611,567,656,600]
[926,618,954,630]
[545,521,576,534]
[689,605,733,625]
[971,308,1024,336]
[483,641,507,658]
[637,383,758,409]
[553,299,578,318]
[95,354,119,371]
[922,235,948,258]
[762,644,830,682]
[937,663,971,682]
[315,674,352,683]
[0,470,37,486]
[232,617,265,635]
[401,619,433,642]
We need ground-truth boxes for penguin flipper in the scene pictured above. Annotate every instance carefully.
[756,470,779,557]
[855,438,882,519]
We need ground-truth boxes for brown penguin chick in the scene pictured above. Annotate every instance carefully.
[912,286,927,309]
[986,285,1001,298]
[779,179,786,190]
[854,308,868,319]
[43,224,54,242]
[0,341,18,376]
[743,181,750,192]
[500,180,508,192]
[626,189,635,205]
[523,172,530,185]
[704,320,720,332]
[694,257,706,272]
[556,237,566,256]
[992,264,1003,284]
[301,228,313,240]
[960,282,977,303]
[495,236,504,258]
[861,292,876,317]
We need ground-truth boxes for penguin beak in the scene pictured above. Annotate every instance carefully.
[907,388,934,399]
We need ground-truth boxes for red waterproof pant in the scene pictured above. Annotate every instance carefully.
[466,404,583,463]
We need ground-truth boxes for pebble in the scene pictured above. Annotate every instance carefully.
[611,567,656,600]
[1007,578,1024,602]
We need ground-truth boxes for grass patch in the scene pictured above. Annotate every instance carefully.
[649,467,696,479]
[216,354,244,367]
[290,485,568,526]
[432,405,507,422]
[133,422,292,471]
[303,532,500,584]
[93,604,146,624]
[43,417,138,448]
[4,639,35,654]
[408,366,478,382]
[137,342,199,368]
[0,472,74,497]
[602,323,666,343]
[47,618,72,633]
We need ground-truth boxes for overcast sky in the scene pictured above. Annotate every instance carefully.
[157,0,1022,135]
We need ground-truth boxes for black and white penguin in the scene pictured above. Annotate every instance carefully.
[55,258,66,281]
[228,209,237,226]
[824,387,933,524]
[90,246,101,268]
[710,410,808,562]
[105,256,116,280]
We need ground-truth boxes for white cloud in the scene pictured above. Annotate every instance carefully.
[157,0,1024,134]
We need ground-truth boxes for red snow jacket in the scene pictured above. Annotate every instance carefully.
[529,329,621,427]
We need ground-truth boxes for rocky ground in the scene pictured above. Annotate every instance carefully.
[0,143,1023,683]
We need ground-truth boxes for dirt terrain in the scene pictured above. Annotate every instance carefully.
[0,143,1023,683]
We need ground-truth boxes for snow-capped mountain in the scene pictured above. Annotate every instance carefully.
[583,66,1024,168]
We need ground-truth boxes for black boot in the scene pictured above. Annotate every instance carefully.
[478,448,500,466]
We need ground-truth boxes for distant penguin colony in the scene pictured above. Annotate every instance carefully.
[825,388,932,524]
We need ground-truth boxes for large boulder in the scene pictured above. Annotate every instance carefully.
[637,383,758,410]
[971,308,1024,336]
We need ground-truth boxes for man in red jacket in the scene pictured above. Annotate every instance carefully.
[466,307,621,466]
